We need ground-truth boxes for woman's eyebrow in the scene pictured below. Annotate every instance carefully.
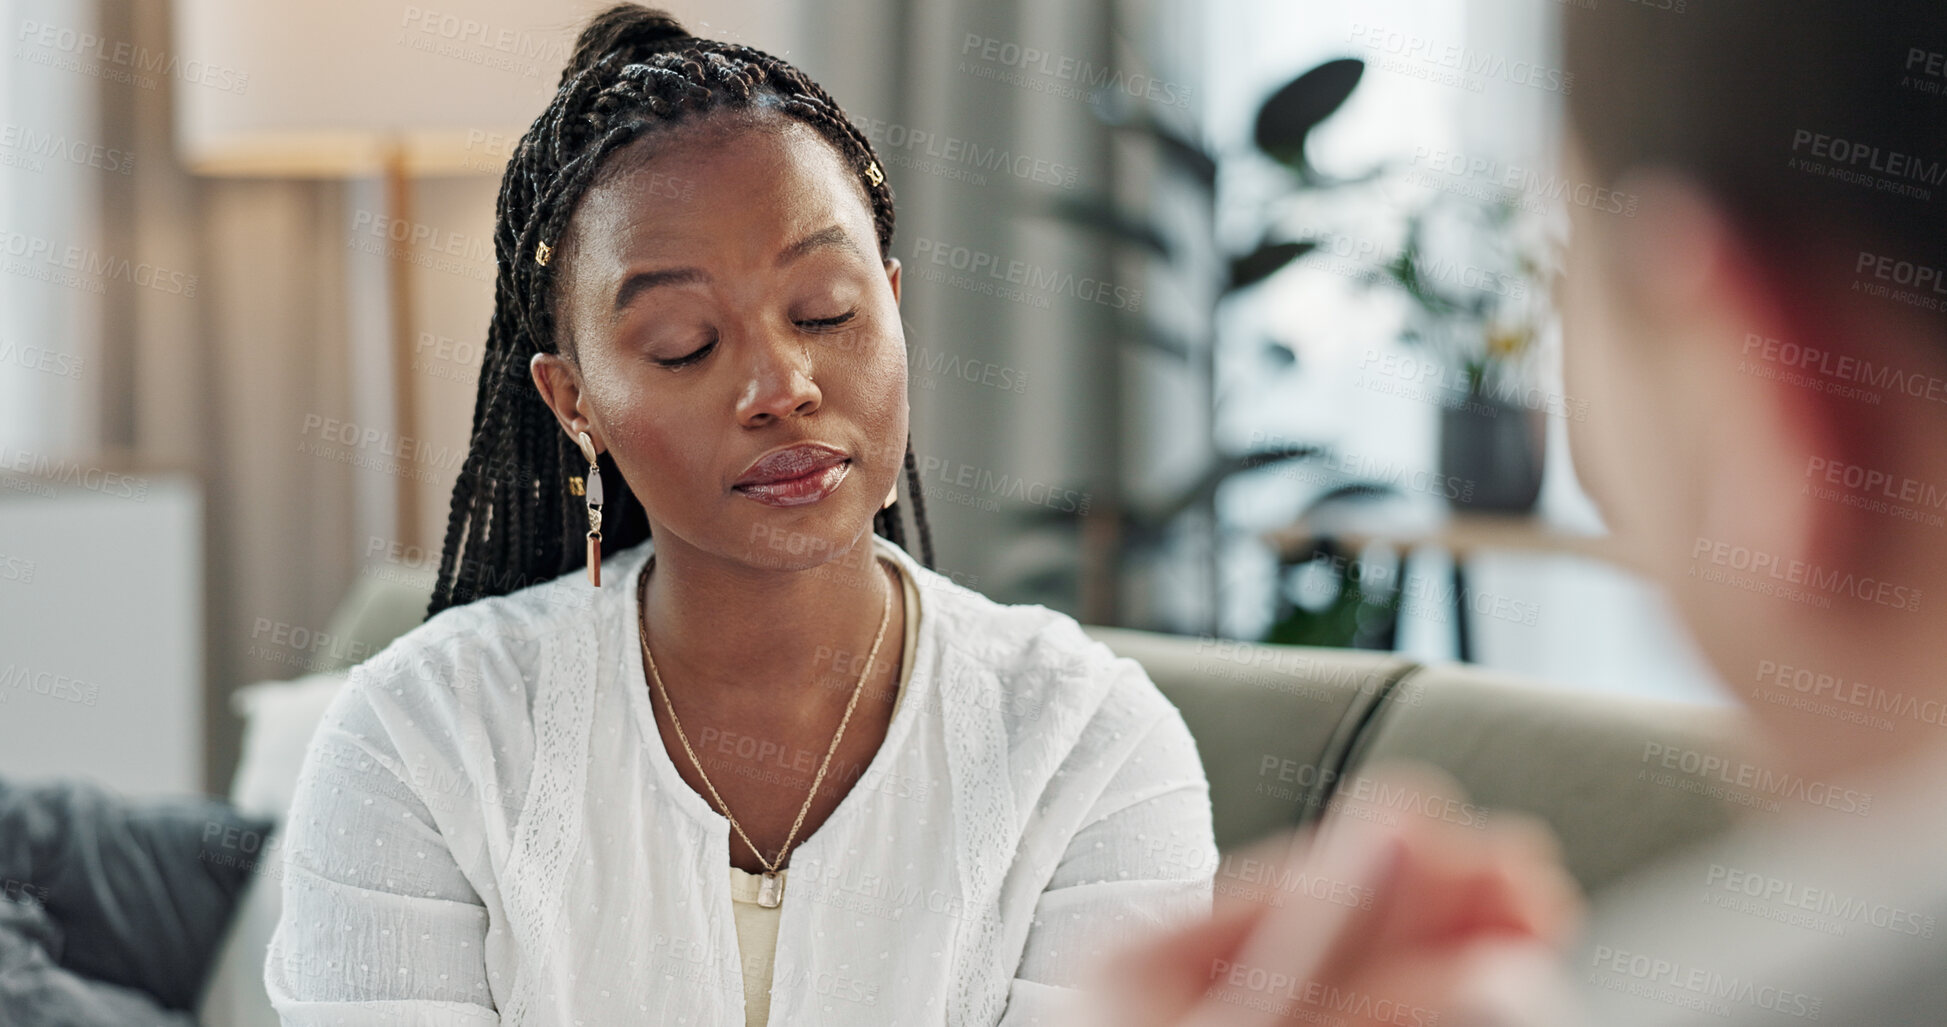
[777,224,860,267]
[612,225,861,311]
[614,266,705,310]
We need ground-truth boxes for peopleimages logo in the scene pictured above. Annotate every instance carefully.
[0,338,84,380]
[1857,251,1947,291]
[958,33,1191,110]
[14,19,249,94]
[1906,47,1947,95]
[1409,145,1637,216]
[1804,456,1947,513]
[916,455,1089,514]
[1690,535,1923,612]
[1790,128,1945,200]
[396,5,570,79]
[1704,863,1939,939]
[1741,331,1947,405]
[0,124,134,175]
[910,237,1140,312]
[852,116,1079,189]
[298,414,467,473]
[1755,659,1947,729]
[1348,23,1573,96]
[0,662,99,707]
[0,444,149,501]
[1641,740,1874,816]
[1588,946,1823,1021]
[0,229,196,296]
[1853,249,1947,313]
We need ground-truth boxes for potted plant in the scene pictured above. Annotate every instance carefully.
[1378,191,1555,512]
[1022,57,1379,631]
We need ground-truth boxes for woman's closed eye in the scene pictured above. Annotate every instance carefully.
[654,333,717,368]
[651,311,856,368]
[796,309,856,332]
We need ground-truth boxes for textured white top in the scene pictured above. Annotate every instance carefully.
[727,549,922,1027]
[264,532,1217,1026]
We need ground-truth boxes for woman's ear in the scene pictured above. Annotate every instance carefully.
[884,257,902,306]
[530,351,602,449]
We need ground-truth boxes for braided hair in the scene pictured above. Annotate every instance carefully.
[427,3,935,619]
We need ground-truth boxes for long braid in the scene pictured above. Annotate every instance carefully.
[902,446,935,568]
[427,3,932,620]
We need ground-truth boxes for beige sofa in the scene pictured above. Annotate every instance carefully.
[196,575,1751,1025]
[1081,627,1748,892]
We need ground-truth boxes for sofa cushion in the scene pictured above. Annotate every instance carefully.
[0,891,196,1026]
[0,774,273,1015]
[226,671,348,821]
[197,671,352,1027]
[303,573,435,675]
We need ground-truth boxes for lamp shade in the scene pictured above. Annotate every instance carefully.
[171,0,599,177]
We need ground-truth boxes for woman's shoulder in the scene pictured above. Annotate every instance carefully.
[287,577,594,879]
[335,563,596,745]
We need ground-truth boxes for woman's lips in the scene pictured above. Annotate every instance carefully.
[733,459,851,507]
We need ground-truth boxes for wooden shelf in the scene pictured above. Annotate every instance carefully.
[1260,510,1634,571]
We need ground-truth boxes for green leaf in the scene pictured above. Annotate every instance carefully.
[1228,240,1317,293]
[1041,195,1172,261]
[1255,59,1365,169]
[1147,120,1218,188]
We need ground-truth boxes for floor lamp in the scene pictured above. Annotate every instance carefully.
[171,0,562,551]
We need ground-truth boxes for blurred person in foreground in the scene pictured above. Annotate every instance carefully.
[1077,2,1947,1024]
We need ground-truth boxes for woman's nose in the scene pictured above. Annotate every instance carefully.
[735,327,821,425]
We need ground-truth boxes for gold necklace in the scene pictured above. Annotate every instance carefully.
[637,553,894,908]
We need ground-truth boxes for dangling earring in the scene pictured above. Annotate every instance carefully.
[571,430,604,587]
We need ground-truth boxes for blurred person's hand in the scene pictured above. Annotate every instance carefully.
[1074,763,1587,1027]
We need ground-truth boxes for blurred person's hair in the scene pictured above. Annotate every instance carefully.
[429,3,933,618]
[1562,1,1947,304]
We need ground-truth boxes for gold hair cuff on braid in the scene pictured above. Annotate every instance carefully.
[536,241,553,267]
[864,162,883,186]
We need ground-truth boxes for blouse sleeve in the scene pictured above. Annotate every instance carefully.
[995,685,1219,1026]
[262,655,503,1025]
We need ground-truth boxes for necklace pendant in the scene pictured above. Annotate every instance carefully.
[757,870,784,908]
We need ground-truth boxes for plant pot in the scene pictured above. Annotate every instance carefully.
[1438,393,1545,512]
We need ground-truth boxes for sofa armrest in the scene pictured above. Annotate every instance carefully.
[1081,626,1417,853]
[1345,662,1749,895]
[1080,626,1751,899]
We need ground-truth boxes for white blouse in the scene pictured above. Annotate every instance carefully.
[727,547,922,1026]
[264,532,1218,1026]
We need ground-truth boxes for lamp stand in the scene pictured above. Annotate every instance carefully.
[384,141,420,552]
